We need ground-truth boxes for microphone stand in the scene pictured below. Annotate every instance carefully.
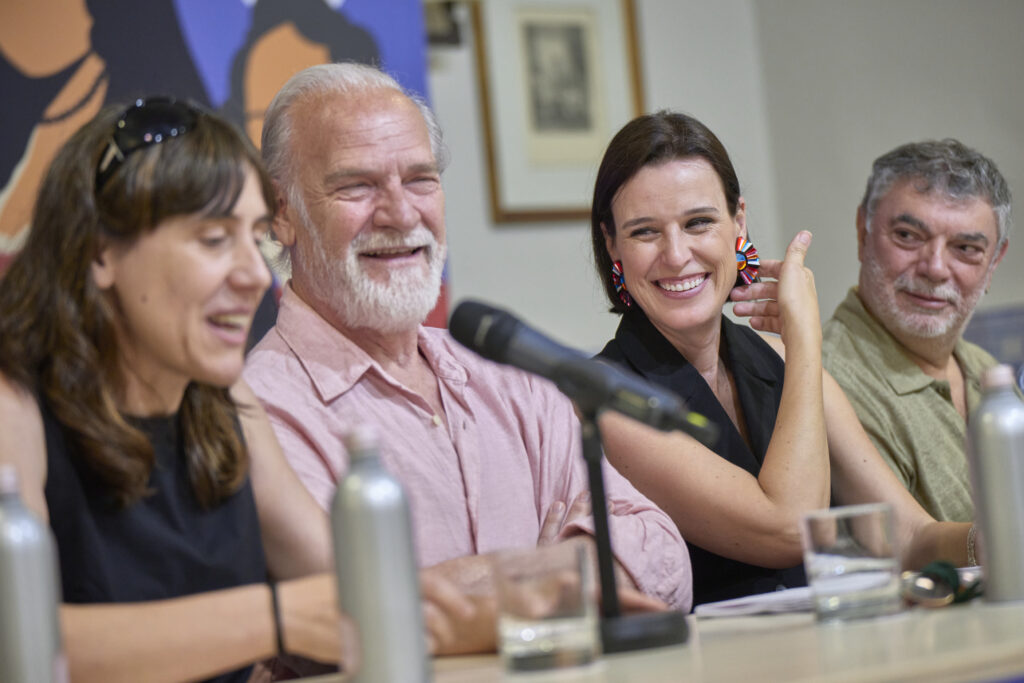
[578,406,689,653]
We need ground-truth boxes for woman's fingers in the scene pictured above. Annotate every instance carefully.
[730,278,778,302]
[734,230,811,292]
[733,232,817,347]
[748,316,782,335]
[744,258,785,284]
[784,230,813,264]
[733,300,780,319]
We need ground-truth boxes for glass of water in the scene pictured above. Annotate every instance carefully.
[494,541,601,673]
[801,502,902,621]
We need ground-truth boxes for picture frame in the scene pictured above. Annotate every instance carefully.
[425,1,462,46]
[471,0,644,223]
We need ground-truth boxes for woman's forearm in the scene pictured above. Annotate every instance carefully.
[822,371,973,569]
[62,584,277,683]
[902,521,971,570]
[62,574,342,683]
[758,335,830,521]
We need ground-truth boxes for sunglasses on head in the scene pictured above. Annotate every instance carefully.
[95,97,201,192]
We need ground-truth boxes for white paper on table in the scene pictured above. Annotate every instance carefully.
[694,565,983,618]
[694,586,813,618]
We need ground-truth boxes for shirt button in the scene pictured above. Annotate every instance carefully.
[432,414,443,427]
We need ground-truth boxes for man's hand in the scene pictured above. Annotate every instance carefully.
[421,487,666,657]
[419,569,477,654]
[615,585,669,614]
[538,491,609,545]
[420,558,498,655]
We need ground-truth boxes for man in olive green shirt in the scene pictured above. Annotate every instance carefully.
[823,139,1011,523]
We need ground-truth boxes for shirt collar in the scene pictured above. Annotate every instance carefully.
[275,284,468,402]
[275,284,374,401]
[834,288,939,396]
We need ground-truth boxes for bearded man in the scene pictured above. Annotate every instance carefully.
[822,139,1011,523]
[242,63,692,645]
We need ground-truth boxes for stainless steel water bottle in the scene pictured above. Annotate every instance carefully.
[966,364,1024,601]
[331,424,429,682]
[0,465,68,682]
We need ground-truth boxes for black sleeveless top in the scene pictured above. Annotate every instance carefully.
[41,399,268,683]
[597,309,806,607]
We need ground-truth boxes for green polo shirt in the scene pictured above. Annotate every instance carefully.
[822,287,997,523]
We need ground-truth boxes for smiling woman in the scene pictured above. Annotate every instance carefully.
[589,110,977,609]
[0,98,352,682]
[91,170,272,413]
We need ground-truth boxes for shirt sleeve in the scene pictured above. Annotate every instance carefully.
[527,375,693,612]
[243,351,340,511]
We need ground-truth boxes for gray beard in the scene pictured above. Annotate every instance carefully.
[860,256,981,344]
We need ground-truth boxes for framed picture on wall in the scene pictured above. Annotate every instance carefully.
[471,0,644,223]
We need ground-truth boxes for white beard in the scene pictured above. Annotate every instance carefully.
[860,256,983,342]
[296,211,446,335]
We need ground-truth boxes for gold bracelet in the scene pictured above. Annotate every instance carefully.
[967,524,978,567]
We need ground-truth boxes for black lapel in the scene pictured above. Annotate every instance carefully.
[604,310,769,474]
[720,320,784,467]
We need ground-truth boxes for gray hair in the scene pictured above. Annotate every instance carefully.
[860,139,1012,249]
[261,61,450,203]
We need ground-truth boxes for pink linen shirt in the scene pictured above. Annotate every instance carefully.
[244,286,692,611]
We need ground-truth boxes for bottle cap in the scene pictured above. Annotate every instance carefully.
[0,464,19,495]
[981,364,1015,391]
[344,423,380,461]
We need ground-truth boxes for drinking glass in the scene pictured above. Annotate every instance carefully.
[801,503,902,621]
[494,542,601,672]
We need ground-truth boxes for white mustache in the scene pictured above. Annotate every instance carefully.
[352,226,436,253]
[894,273,960,305]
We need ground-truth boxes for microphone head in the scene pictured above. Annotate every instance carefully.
[448,300,520,363]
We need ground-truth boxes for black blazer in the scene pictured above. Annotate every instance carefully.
[597,308,806,607]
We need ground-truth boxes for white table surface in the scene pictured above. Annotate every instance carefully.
[302,600,1024,682]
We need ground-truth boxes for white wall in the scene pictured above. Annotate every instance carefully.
[754,0,1024,319]
[429,1,772,352]
[429,5,613,352]
[428,0,1024,352]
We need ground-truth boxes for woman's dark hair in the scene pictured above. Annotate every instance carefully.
[590,110,741,314]
[0,99,275,508]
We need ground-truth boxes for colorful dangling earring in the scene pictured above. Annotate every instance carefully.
[611,260,633,307]
[735,237,760,286]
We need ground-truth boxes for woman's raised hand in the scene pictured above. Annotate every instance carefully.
[730,230,821,351]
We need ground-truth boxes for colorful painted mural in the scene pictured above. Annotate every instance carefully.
[0,0,447,326]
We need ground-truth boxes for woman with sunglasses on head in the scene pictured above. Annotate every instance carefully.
[590,111,976,608]
[0,99,472,682]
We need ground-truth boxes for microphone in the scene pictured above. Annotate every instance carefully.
[449,300,717,445]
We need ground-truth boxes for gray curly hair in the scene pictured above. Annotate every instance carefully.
[860,139,1011,249]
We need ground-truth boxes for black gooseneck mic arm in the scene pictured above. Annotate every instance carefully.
[449,300,717,445]
[577,402,691,653]
[449,300,697,653]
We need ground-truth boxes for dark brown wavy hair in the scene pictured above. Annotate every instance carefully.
[0,100,275,508]
[590,110,742,314]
